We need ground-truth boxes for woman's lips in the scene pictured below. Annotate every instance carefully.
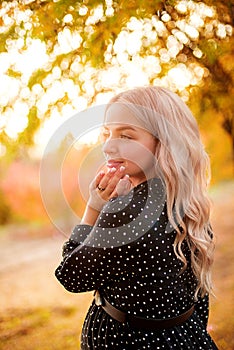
[106,161,124,168]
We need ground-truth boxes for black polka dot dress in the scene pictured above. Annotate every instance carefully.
[55,178,218,349]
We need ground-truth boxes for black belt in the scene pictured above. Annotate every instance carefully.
[94,290,194,330]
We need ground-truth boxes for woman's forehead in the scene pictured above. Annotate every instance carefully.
[105,103,144,128]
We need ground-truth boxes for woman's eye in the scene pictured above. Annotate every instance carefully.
[101,131,110,140]
[120,134,132,139]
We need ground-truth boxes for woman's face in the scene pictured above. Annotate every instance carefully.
[102,103,158,186]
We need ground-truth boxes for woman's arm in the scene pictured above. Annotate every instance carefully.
[80,205,100,226]
[55,167,132,291]
[55,195,137,293]
[55,178,165,293]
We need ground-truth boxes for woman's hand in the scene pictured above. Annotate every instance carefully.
[88,166,131,212]
[80,166,131,225]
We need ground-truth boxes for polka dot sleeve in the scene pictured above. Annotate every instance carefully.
[61,224,93,259]
[55,178,166,293]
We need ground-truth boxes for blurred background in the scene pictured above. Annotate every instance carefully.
[0,0,233,349]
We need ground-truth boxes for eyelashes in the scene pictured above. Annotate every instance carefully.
[101,131,133,141]
[120,134,132,140]
[100,131,110,141]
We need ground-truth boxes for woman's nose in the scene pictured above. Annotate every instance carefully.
[102,138,119,156]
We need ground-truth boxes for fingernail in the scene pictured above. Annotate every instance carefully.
[109,167,116,173]
[100,170,105,175]
[120,166,125,172]
[124,174,129,179]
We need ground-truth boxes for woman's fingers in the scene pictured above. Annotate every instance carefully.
[87,170,107,212]
[102,166,126,193]
[112,175,131,197]
[89,170,105,191]
[97,166,125,194]
[97,167,118,191]
[88,166,130,212]
[95,170,105,186]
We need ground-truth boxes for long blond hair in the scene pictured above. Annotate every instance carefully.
[107,86,215,298]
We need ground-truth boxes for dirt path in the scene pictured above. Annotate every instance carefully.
[0,233,93,310]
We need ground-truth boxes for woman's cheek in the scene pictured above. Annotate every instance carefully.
[120,141,154,170]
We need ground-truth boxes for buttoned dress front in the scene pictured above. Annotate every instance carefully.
[55,178,218,350]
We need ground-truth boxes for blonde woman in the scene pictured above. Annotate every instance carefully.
[55,86,218,349]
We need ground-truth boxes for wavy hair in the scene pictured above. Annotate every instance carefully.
[107,86,215,299]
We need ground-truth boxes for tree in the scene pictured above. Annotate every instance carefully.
[0,0,233,162]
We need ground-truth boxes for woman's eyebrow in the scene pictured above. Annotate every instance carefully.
[103,125,138,132]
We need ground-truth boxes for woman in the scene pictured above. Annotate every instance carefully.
[55,86,218,349]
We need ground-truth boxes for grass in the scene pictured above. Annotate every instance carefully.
[0,307,82,350]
